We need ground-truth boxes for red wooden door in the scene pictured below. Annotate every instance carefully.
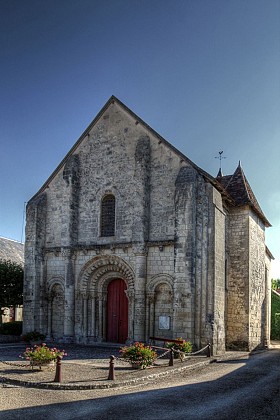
[107,279,128,343]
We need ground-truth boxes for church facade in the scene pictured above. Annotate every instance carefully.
[23,96,272,353]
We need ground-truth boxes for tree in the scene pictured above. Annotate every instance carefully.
[0,260,23,320]
[271,279,280,290]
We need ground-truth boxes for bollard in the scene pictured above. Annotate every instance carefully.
[108,355,115,380]
[169,348,174,366]
[207,343,211,358]
[54,355,62,383]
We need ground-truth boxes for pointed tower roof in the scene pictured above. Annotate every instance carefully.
[217,162,271,227]
[216,168,223,178]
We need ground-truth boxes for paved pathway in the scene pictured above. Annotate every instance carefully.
[1,347,279,419]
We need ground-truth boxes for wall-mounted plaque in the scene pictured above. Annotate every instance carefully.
[159,316,170,330]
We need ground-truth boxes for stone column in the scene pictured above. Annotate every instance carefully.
[23,193,47,334]
[133,250,147,341]
[74,291,83,340]
[98,292,103,341]
[174,166,197,339]
[147,293,155,340]
[82,294,88,340]
[132,135,151,341]
[63,249,75,341]
[125,289,135,342]
[61,155,80,342]
[89,293,96,338]
[47,300,52,338]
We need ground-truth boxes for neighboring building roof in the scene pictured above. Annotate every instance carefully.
[217,162,271,227]
[0,237,24,266]
[266,246,275,260]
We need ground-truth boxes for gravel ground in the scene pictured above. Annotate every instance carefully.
[0,342,217,389]
[1,348,279,419]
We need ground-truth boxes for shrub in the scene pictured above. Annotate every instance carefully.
[0,321,22,336]
[274,313,280,340]
[22,330,46,343]
[271,291,280,340]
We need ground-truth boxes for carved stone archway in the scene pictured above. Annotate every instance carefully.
[146,274,174,340]
[46,277,65,340]
[76,255,135,343]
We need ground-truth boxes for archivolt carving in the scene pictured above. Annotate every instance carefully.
[47,277,65,294]
[78,255,135,293]
[147,274,174,294]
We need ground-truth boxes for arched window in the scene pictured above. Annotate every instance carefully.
[101,194,115,237]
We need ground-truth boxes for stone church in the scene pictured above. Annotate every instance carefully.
[23,96,272,354]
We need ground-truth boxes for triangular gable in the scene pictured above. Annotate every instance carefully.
[29,95,230,202]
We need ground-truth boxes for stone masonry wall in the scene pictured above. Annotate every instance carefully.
[24,100,224,348]
[210,187,226,354]
[248,211,266,350]
[226,207,250,349]
[23,193,47,334]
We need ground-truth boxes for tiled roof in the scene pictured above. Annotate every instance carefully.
[0,237,24,266]
[216,163,270,227]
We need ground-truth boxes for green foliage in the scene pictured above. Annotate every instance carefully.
[0,321,22,336]
[275,314,280,337]
[0,259,23,310]
[166,338,192,356]
[20,343,67,364]
[271,278,280,290]
[120,342,157,368]
[271,291,280,339]
[22,331,46,343]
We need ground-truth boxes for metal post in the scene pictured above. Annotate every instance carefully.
[207,343,211,357]
[108,355,115,380]
[54,356,62,383]
[169,348,174,366]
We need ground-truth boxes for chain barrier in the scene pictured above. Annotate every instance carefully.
[188,344,210,356]
[0,359,30,368]
[111,343,210,368]
[108,343,211,379]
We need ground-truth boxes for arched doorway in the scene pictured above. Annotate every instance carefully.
[106,278,128,343]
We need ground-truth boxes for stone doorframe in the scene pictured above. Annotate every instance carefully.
[76,255,135,342]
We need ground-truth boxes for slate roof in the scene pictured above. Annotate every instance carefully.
[0,237,24,266]
[216,162,271,227]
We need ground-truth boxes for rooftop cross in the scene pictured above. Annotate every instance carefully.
[215,150,227,176]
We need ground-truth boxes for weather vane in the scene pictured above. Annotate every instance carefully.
[215,150,227,171]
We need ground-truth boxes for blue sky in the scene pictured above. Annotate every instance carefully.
[1,0,279,276]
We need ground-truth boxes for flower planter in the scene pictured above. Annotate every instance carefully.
[20,343,67,368]
[131,363,144,370]
[30,360,55,370]
[120,342,157,370]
